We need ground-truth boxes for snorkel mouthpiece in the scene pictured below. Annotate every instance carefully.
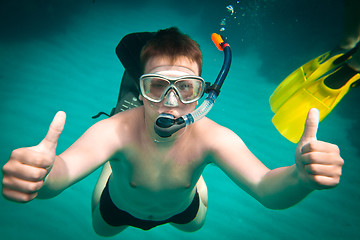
[154,33,231,138]
[155,113,186,138]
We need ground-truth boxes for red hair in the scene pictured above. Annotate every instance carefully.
[140,27,203,75]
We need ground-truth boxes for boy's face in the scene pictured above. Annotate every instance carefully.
[141,56,200,122]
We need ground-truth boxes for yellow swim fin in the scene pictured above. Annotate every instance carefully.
[270,46,360,143]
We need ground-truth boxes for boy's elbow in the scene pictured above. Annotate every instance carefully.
[255,194,300,210]
[260,200,295,210]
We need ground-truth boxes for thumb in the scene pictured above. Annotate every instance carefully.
[299,108,319,145]
[38,111,66,151]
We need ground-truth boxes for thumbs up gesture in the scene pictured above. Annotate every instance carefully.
[295,108,344,190]
[2,111,66,202]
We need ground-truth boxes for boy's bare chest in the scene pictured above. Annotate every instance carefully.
[110,144,205,190]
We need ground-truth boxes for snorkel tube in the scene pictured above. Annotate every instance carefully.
[154,33,232,138]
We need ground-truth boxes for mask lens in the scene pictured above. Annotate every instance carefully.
[175,78,203,102]
[142,76,170,102]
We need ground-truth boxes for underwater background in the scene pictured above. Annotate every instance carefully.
[1,0,359,239]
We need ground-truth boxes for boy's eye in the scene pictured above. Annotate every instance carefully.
[151,79,168,89]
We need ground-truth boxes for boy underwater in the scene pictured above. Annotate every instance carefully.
[2,27,343,236]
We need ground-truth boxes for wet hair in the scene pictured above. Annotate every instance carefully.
[140,27,203,75]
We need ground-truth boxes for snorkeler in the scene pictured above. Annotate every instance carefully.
[2,27,343,236]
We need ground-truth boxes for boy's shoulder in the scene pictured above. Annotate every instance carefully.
[88,107,145,142]
[193,117,238,147]
[195,117,232,135]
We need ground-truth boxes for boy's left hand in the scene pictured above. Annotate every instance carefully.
[295,108,344,190]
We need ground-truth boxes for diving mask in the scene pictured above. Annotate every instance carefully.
[139,73,206,104]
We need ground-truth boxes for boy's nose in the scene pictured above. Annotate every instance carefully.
[163,89,179,107]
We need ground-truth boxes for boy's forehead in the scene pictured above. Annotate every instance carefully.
[144,56,199,75]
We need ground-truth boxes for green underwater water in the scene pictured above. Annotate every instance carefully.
[0,0,359,239]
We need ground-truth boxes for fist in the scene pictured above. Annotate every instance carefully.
[2,111,66,202]
[295,109,344,190]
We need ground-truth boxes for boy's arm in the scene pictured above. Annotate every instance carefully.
[38,114,122,199]
[2,111,118,202]
[212,109,343,209]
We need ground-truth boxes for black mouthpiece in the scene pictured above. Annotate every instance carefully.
[154,113,186,138]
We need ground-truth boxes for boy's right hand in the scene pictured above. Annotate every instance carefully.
[2,111,66,203]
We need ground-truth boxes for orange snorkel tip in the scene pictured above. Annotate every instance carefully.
[212,33,228,51]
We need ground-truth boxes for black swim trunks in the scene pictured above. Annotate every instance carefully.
[99,180,200,230]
